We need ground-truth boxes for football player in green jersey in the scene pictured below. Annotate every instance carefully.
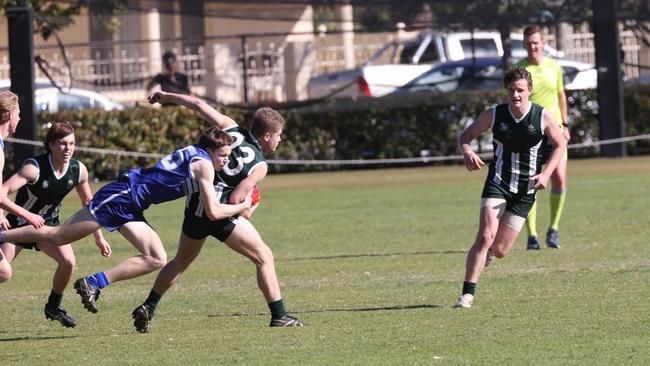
[516,25,571,249]
[132,92,302,333]
[0,122,112,327]
[453,67,566,308]
[0,91,45,283]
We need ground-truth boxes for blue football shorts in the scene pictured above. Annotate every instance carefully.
[89,181,148,232]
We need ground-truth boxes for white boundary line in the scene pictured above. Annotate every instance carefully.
[6,133,650,166]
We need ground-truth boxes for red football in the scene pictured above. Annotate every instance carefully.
[251,186,261,205]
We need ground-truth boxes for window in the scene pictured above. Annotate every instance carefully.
[399,42,420,64]
[459,39,500,58]
[561,66,578,85]
[410,65,464,92]
[57,93,94,110]
[461,65,504,91]
[34,95,52,112]
[418,42,440,63]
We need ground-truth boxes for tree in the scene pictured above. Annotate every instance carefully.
[0,0,126,40]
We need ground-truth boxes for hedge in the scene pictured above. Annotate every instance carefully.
[13,84,650,179]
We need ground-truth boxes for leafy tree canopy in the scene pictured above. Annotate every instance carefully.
[1,0,126,40]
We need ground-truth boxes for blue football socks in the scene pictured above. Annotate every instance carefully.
[86,272,110,289]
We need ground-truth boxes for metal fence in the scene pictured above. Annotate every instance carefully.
[0,24,645,105]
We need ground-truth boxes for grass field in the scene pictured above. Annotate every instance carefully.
[1,156,649,365]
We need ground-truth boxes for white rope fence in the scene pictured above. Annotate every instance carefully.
[6,133,650,166]
[6,136,165,159]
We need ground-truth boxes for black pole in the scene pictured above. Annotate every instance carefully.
[7,6,38,167]
[241,35,249,103]
[592,0,626,157]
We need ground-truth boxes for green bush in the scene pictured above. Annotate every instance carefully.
[29,85,650,178]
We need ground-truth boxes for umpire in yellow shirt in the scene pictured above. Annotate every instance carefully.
[516,25,570,250]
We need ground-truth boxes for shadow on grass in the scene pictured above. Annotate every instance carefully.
[0,335,78,342]
[283,250,466,262]
[208,304,441,318]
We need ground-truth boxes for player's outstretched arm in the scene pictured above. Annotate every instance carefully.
[148,91,237,130]
[458,109,493,171]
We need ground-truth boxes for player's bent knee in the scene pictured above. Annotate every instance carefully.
[59,257,76,273]
[249,246,274,267]
[259,246,275,264]
[0,266,13,282]
[476,232,495,248]
[491,246,507,258]
[152,258,167,270]
[147,253,167,270]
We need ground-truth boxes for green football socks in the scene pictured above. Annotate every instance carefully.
[47,289,63,308]
[268,299,287,319]
[462,281,476,296]
[144,289,162,314]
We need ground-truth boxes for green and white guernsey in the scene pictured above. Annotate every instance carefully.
[185,125,266,218]
[488,103,546,195]
[7,154,81,227]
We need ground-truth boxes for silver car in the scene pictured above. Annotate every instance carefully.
[0,79,124,112]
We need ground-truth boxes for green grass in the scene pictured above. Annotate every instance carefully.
[2,156,650,365]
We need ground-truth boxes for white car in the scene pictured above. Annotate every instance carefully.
[393,57,596,95]
[0,79,124,112]
[557,58,597,90]
[308,30,568,99]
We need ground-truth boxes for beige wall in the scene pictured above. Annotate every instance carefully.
[0,8,90,48]
[204,3,312,42]
[2,3,314,50]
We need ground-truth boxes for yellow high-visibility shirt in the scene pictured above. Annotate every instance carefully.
[516,57,564,126]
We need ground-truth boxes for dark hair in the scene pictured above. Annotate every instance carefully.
[250,107,284,139]
[503,67,533,90]
[44,122,75,152]
[198,126,234,151]
[163,51,177,70]
[163,51,176,62]
[523,25,543,40]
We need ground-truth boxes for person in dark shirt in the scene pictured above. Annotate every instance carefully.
[146,51,191,95]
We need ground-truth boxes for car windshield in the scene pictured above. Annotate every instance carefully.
[464,64,503,90]
[405,63,504,93]
[561,66,579,86]
[58,92,96,110]
[458,39,500,58]
[409,65,464,92]
[368,38,423,66]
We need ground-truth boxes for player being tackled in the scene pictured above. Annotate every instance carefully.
[132,92,303,332]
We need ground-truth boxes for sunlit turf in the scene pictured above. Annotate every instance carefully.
[1,156,649,365]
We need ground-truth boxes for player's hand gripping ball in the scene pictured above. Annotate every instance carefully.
[251,186,261,205]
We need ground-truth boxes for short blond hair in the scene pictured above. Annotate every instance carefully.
[250,107,284,138]
[0,91,18,124]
